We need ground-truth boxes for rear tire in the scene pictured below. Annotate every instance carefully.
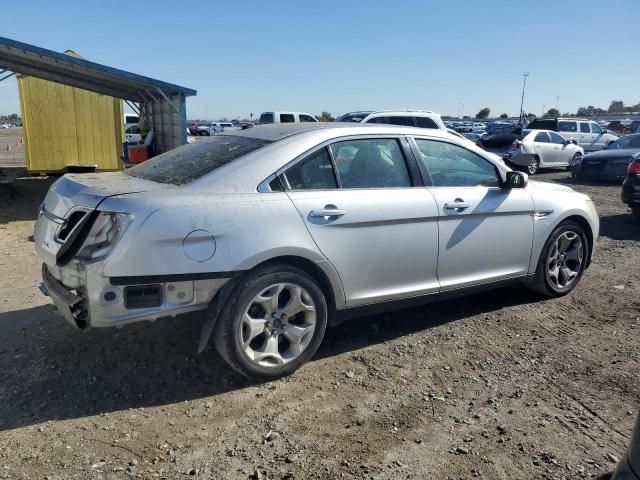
[527,156,540,175]
[529,220,589,297]
[212,264,328,381]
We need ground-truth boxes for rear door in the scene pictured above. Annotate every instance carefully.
[558,120,578,143]
[548,132,572,166]
[283,136,440,307]
[532,131,556,165]
[412,138,534,290]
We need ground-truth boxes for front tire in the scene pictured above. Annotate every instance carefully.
[529,220,589,297]
[568,152,581,171]
[212,264,328,380]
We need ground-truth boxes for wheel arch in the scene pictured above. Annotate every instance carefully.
[563,214,595,267]
[197,253,344,353]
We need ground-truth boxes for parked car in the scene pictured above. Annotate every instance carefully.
[526,118,618,151]
[464,132,484,143]
[124,113,139,130]
[610,412,640,479]
[477,126,523,156]
[572,133,640,182]
[503,130,583,175]
[335,110,446,130]
[197,122,238,136]
[622,151,640,219]
[124,125,142,144]
[606,120,627,134]
[34,123,598,380]
[259,112,318,124]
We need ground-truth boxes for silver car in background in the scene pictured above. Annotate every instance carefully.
[34,124,599,380]
[503,129,584,175]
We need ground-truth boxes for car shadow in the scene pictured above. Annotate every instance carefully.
[0,177,55,224]
[598,213,640,241]
[551,176,622,187]
[0,286,545,432]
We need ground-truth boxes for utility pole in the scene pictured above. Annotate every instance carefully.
[542,105,546,117]
[519,72,529,124]
[555,96,559,111]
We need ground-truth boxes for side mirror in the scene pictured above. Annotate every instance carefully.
[504,170,528,189]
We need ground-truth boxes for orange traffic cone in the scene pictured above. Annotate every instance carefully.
[15,139,19,147]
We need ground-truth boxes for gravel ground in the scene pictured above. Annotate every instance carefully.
[0,170,638,480]
[0,128,25,168]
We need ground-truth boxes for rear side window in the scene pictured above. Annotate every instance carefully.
[299,114,317,122]
[329,139,411,188]
[534,132,551,143]
[415,117,438,129]
[284,148,337,190]
[558,121,577,132]
[126,135,271,185]
[549,132,566,144]
[280,114,295,123]
[580,122,590,133]
[259,113,274,124]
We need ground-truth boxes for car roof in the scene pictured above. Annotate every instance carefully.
[217,122,451,143]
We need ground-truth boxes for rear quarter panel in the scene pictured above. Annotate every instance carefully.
[98,191,345,306]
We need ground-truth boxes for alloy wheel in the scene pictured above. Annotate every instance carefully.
[239,283,316,368]
[527,158,539,175]
[546,231,583,290]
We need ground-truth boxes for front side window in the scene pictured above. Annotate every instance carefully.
[580,122,590,133]
[284,148,337,190]
[299,114,317,123]
[590,123,603,134]
[415,139,500,188]
[329,139,411,188]
[558,121,577,132]
[534,132,551,143]
[549,132,566,144]
[126,135,271,185]
[280,114,295,123]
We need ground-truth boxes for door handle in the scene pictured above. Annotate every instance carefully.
[444,200,470,210]
[310,206,346,218]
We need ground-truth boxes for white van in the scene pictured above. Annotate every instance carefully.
[259,112,318,124]
[124,113,139,130]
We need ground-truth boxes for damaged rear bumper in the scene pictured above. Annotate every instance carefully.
[39,262,231,329]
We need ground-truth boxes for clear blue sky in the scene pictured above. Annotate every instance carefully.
[1,0,639,120]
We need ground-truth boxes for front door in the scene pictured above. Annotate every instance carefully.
[578,121,595,151]
[283,137,440,306]
[412,138,534,291]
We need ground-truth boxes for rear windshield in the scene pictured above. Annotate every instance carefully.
[126,135,271,185]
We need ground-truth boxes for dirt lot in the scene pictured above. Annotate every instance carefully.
[0,170,638,480]
[0,127,25,168]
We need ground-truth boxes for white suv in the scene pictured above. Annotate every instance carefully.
[525,118,618,152]
[335,110,446,131]
[259,112,318,124]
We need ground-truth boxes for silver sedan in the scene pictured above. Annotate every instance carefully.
[34,124,599,379]
[504,129,584,175]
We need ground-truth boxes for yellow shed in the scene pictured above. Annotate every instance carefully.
[17,50,124,173]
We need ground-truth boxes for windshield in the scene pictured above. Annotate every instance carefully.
[125,135,271,185]
[606,134,640,150]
